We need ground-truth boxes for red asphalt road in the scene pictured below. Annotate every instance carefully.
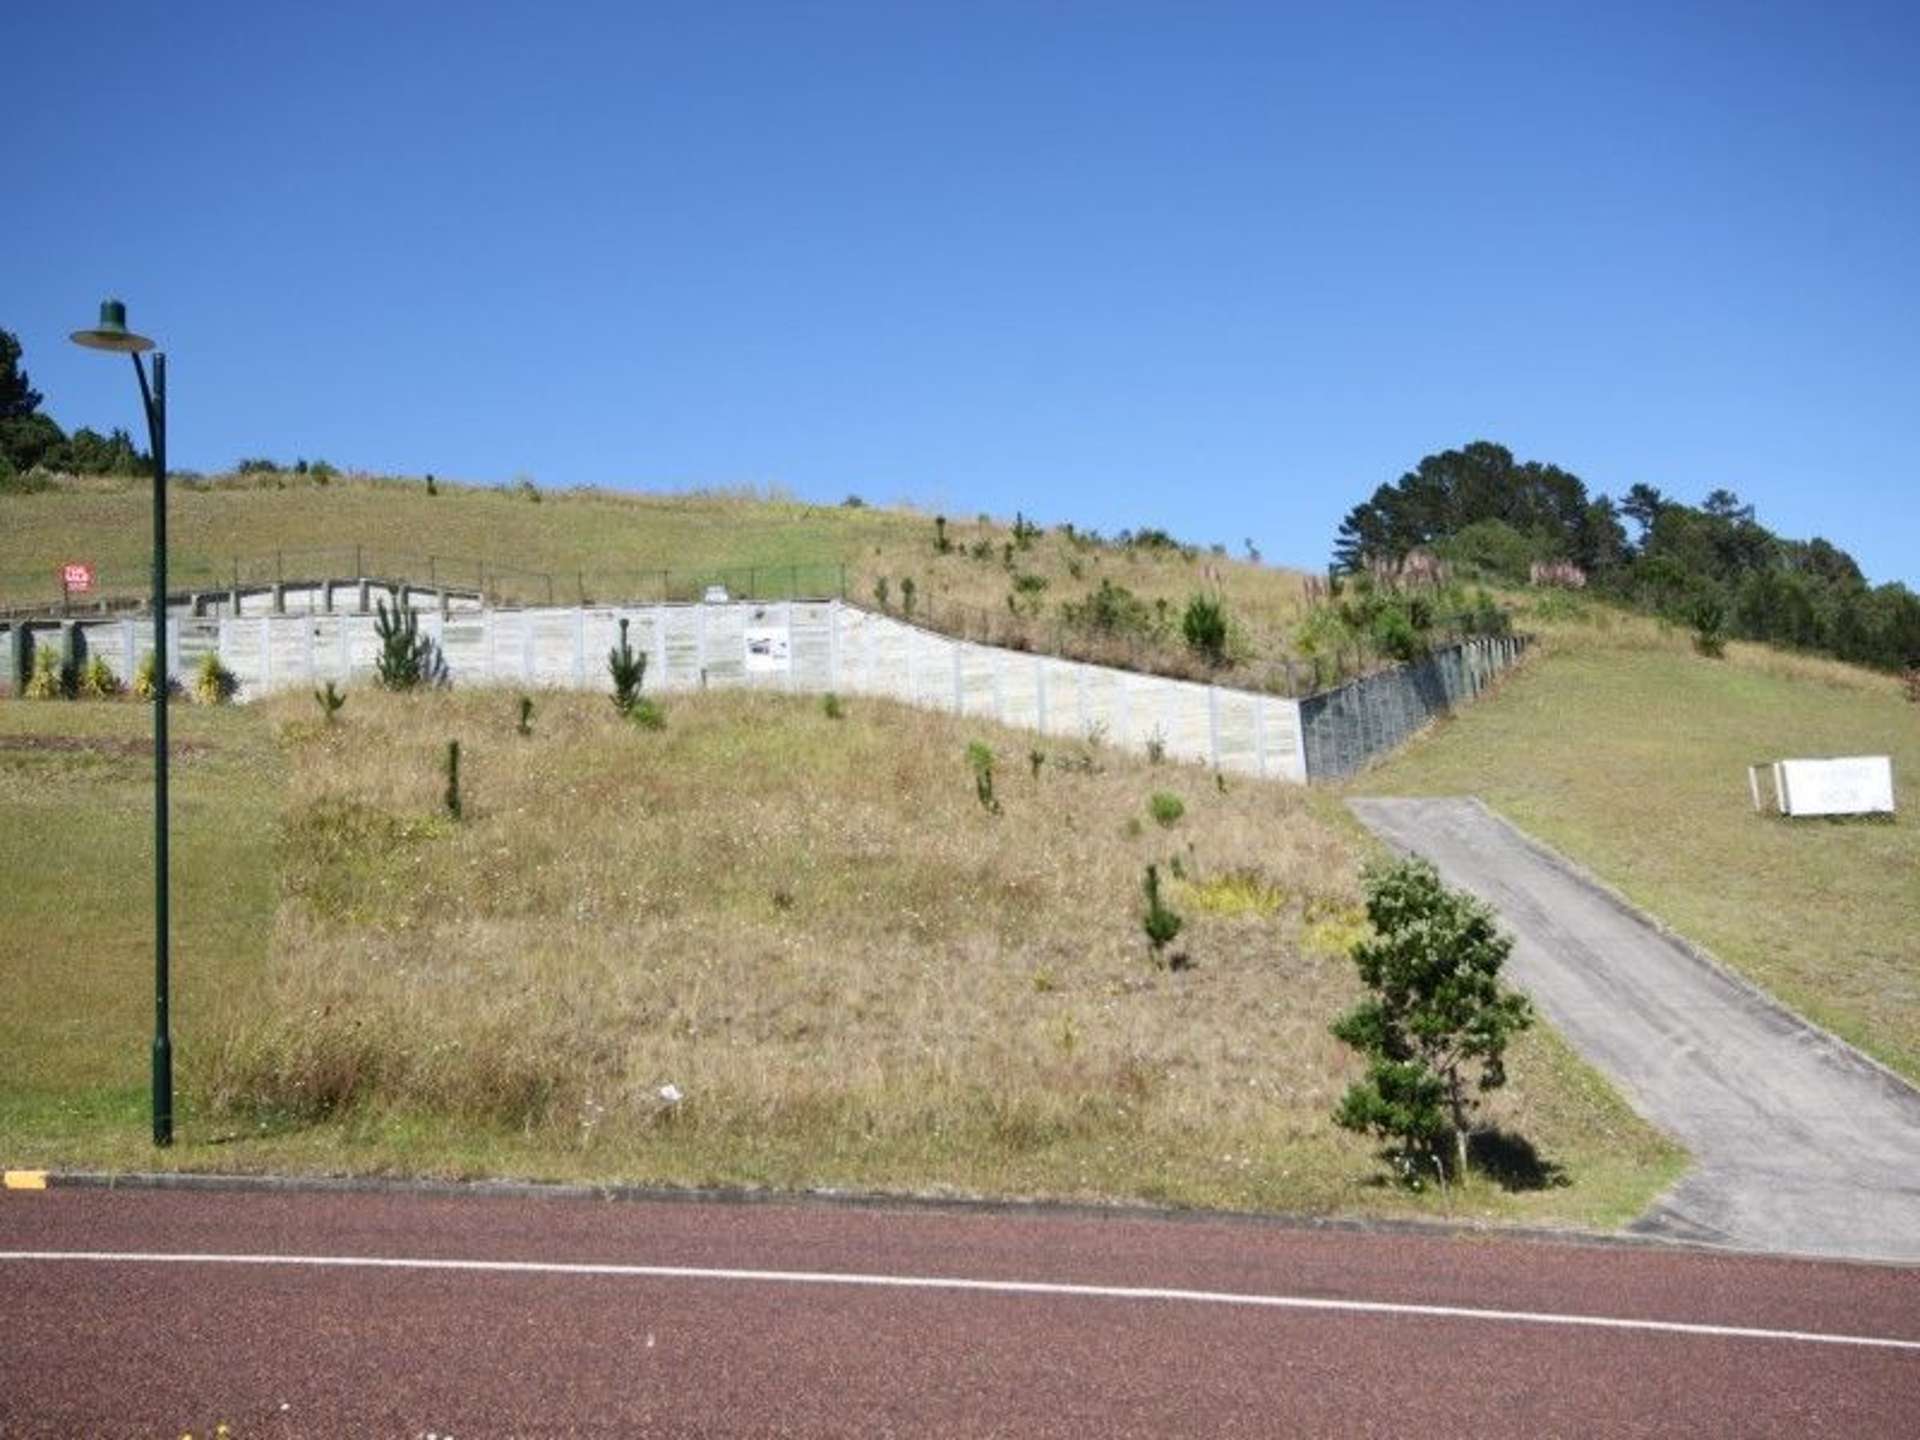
[3,1185,1918,1437]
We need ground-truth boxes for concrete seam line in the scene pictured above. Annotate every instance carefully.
[4,1250,1916,1352]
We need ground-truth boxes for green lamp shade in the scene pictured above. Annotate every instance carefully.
[71,298,155,354]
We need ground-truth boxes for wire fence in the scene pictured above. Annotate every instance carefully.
[0,547,852,615]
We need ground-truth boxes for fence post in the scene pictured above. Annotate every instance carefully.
[355,544,364,580]
[545,573,555,606]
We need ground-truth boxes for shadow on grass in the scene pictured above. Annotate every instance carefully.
[1467,1128,1570,1192]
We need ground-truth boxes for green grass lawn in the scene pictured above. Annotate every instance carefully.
[1356,607,1920,1082]
[0,699,282,1154]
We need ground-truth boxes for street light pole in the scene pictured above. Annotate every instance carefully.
[71,300,171,1147]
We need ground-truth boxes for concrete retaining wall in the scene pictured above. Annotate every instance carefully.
[1,599,1528,783]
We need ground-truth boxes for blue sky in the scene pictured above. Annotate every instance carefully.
[8,1,1918,584]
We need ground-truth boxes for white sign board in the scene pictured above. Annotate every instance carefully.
[744,625,790,675]
[1771,756,1896,817]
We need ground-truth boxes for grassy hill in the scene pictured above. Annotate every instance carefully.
[1356,592,1920,1082]
[0,685,1678,1225]
[2,471,1313,686]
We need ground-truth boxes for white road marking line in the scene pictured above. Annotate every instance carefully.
[2,1249,1916,1352]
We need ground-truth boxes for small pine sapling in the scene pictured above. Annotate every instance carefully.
[966,740,1000,815]
[608,617,649,715]
[517,695,535,736]
[933,515,951,554]
[1141,864,1183,967]
[373,598,446,691]
[314,680,346,723]
[1028,747,1045,780]
[822,692,846,720]
[1145,730,1167,765]
[1147,791,1184,828]
[900,576,916,618]
[873,576,891,611]
[444,740,463,820]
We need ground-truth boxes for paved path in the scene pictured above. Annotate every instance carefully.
[1349,796,1920,1263]
[4,1184,1919,1436]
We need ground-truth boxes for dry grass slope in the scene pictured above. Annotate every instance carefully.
[2,472,1311,685]
[0,684,1680,1224]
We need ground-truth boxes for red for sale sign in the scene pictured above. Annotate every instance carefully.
[61,563,95,593]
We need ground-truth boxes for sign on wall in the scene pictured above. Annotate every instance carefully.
[60,562,95,594]
[744,623,790,674]
[1749,756,1897,817]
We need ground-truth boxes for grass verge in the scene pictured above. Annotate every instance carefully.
[1356,594,1920,1082]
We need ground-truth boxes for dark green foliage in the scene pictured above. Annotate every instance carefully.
[822,692,846,720]
[872,576,890,611]
[1140,864,1183,965]
[1331,859,1534,1182]
[444,740,463,821]
[1028,747,1045,779]
[630,697,667,730]
[933,515,951,554]
[1147,791,1183,827]
[235,457,281,474]
[1062,579,1157,638]
[0,329,43,419]
[842,493,866,508]
[1334,440,1920,674]
[1181,593,1229,665]
[608,618,648,714]
[1012,511,1041,549]
[314,680,346,723]
[966,740,1000,814]
[517,695,535,735]
[426,473,439,497]
[373,599,446,691]
[0,413,66,476]
[900,576,917,618]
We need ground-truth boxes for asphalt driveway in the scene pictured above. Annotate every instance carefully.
[1349,796,1920,1263]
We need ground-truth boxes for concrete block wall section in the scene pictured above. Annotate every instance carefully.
[0,602,1526,782]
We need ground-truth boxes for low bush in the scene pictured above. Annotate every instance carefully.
[1181,593,1229,666]
[630,697,667,730]
[24,646,71,699]
[314,680,346,723]
[1147,791,1185,828]
[822,692,846,720]
[78,655,123,699]
[193,651,238,705]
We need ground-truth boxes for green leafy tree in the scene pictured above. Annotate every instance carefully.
[0,328,43,419]
[1330,859,1533,1181]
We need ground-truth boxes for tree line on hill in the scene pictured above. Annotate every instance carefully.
[1332,441,1920,673]
[0,328,149,486]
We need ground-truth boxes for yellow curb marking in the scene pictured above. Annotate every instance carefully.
[4,1171,49,1191]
